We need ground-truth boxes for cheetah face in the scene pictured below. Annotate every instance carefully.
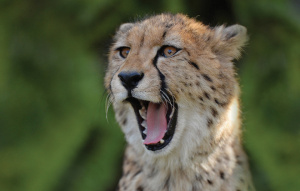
[109,44,182,152]
[105,14,247,156]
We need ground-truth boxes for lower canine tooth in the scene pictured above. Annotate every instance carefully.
[160,139,164,144]
[169,108,175,118]
[141,121,147,127]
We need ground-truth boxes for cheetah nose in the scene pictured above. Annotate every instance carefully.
[118,71,144,91]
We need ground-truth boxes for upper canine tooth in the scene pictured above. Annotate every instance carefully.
[139,107,146,119]
[160,139,165,144]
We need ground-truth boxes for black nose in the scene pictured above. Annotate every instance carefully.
[118,71,144,91]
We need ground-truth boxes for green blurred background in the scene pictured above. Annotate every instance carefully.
[0,0,299,190]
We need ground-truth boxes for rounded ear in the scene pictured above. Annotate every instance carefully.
[211,24,248,60]
[118,23,135,33]
[113,23,135,42]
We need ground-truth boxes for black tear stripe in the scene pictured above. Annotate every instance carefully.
[152,54,168,98]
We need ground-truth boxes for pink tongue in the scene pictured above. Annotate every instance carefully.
[144,103,167,145]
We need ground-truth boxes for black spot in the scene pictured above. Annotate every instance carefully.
[189,61,199,70]
[214,98,226,107]
[162,30,167,39]
[204,92,211,100]
[207,179,213,185]
[240,178,245,183]
[207,118,213,127]
[122,118,127,125]
[236,189,241,191]
[211,107,218,117]
[119,110,124,116]
[196,81,200,86]
[202,74,212,82]
[220,171,225,179]
[199,96,203,102]
[131,161,137,166]
[166,23,173,28]
[210,86,216,91]
[137,186,144,191]
[133,170,142,178]
[237,160,243,165]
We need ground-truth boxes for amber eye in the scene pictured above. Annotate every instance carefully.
[161,46,178,58]
[119,47,130,58]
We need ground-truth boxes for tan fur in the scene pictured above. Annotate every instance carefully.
[105,13,255,191]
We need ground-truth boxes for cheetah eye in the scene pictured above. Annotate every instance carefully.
[161,46,179,58]
[119,47,130,58]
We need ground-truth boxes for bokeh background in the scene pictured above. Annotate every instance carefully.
[0,0,299,191]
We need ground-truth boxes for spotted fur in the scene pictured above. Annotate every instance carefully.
[105,13,255,191]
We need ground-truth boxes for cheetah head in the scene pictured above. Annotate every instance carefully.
[105,14,247,159]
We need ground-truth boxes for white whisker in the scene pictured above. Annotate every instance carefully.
[105,93,114,121]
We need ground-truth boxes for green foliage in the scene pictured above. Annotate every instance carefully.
[0,0,299,190]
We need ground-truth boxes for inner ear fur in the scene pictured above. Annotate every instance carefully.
[211,24,248,61]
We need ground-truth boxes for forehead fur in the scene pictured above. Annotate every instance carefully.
[114,14,208,47]
[113,13,247,61]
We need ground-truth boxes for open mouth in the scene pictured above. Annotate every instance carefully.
[126,95,178,151]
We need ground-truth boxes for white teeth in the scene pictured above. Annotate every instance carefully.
[143,129,147,135]
[169,107,175,118]
[139,107,147,119]
[160,139,164,144]
[141,120,147,128]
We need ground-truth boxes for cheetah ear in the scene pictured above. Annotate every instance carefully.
[114,23,135,41]
[211,24,248,60]
[118,23,135,33]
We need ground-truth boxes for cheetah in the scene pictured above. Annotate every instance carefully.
[105,13,255,191]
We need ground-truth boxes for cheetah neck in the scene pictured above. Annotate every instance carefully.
[120,94,253,190]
